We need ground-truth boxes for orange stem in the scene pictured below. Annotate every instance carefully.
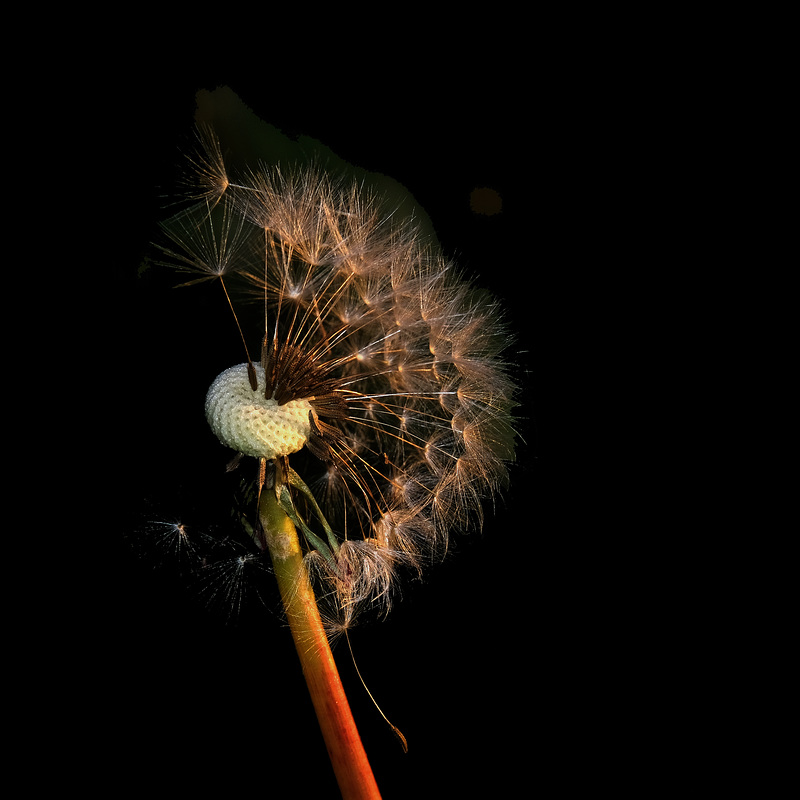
[259,474,382,800]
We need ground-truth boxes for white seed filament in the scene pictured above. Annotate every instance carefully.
[205,363,312,459]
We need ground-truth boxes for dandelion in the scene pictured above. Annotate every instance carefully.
[151,121,519,799]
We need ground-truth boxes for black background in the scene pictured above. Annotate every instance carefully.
[49,16,765,799]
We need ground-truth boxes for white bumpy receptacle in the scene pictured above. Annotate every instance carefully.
[205,363,313,460]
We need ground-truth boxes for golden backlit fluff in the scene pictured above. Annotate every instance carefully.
[156,124,519,637]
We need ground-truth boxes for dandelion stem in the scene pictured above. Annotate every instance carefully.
[259,463,382,800]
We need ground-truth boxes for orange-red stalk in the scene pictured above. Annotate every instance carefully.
[259,476,382,800]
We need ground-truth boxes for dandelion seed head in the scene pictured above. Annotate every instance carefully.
[158,125,521,634]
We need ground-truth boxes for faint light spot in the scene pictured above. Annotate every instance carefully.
[469,187,503,216]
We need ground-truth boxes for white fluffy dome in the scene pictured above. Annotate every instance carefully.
[205,363,312,459]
